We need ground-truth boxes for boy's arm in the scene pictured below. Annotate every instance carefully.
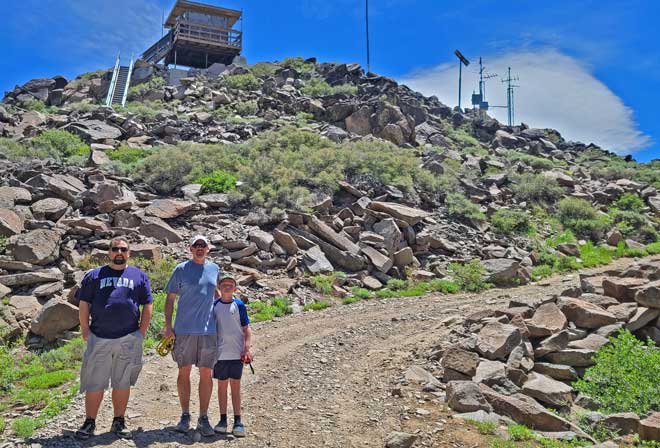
[242,325,252,360]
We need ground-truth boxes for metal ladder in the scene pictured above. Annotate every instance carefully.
[105,54,134,107]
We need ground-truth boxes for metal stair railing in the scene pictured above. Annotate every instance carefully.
[119,57,134,107]
[105,54,121,107]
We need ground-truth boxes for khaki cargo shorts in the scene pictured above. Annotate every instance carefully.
[80,330,144,393]
[172,334,218,369]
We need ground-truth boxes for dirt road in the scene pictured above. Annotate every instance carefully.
[25,257,642,448]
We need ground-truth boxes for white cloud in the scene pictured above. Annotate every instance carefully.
[400,48,652,155]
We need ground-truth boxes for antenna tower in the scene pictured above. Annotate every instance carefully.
[471,57,497,110]
[501,67,520,126]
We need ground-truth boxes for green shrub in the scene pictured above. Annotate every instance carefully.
[223,73,261,91]
[118,101,164,119]
[386,279,409,291]
[12,416,43,438]
[311,273,338,295]
[31,129,90,160]
[342,296,360,305]
[351,287,373,300]
[248,297,292,322]
[21,98,56,113]
[281,57,315,73]
[466,419,497,435]
[128,257,177,291]
[0,416,5,434]
[511,174,563,204]
[128,76,165,98]
[446,193,486,221]
[249,62,278,78]
[579,242,616,268]
[106,145,149,166]
[24,370,76,390]
[136,146,195,194]
[613,192,645,212]
[448,260,490,292]
[235,100,258,116]
[507,424,535,441]
[428,279,460,294]
[556,198,609,240]
[506,152,557,170]
[193,170,237,194]
[301,78,358,97]
[531,264,554,280]
[647,241,660,255]
[303,300,330,311]
[574,329,660,414]
[0,138,34,160]
[491,208,531,235]
[611,209,648,237]
[546,230,577,247]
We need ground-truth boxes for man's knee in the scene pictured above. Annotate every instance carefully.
[199,367,212,378]
[178,365,193,378]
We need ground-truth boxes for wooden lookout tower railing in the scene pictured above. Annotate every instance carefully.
[142,0,242,69]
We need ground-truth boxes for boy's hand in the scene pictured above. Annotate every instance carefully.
[241,349,253,364]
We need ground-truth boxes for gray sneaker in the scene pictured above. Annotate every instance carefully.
[232,422,246,438]
[197,415,215,437]
[175,412,191,433]
[214,419,228,434]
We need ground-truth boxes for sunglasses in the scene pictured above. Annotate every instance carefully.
[192,243,208,248]
[110,247,129,253]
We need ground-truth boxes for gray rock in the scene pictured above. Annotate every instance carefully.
[139,216,183,243]
[526,303,567,337]
[0,208,25,236]
[441,347,479,378]
[476,322,522,361]
[303,246,334,273]
[635,280,660,309]
[0,268,64,287]
[625,307,660,331]
[446,381,492,413]
[532,362,578,382]
[385,432,417,448]
[30,298,80,341]
[521,372,574,408]
[30,198,69,220]
[7,229,61,265]
[558,297,617,328]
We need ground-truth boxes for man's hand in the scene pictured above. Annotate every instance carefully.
[161,326,175,339]
[139,328,147,337]
[82,327,90,341]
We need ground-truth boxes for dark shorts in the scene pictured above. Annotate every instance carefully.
[213,359,244,380]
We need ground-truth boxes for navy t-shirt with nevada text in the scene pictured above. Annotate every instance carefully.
[76,265,153,339]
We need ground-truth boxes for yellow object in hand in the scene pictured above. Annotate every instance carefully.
[156,335,175,357]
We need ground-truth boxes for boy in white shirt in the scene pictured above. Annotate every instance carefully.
[212,274,253,437]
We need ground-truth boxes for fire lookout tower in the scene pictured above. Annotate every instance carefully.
[141,0,242,69]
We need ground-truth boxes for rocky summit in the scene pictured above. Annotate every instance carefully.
[1,54,660,447]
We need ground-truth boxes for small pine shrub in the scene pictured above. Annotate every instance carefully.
[647,241,660,255]
[223,73,261,91]
[448,260,490,292]
[351,287,373,300]
[235,100,258,116]
[301,78,358,97]
[106,145,149,166]
[303,300,330,311]
[575,329,660,414]
[31,129,90,160]
[130,257,178,291]
[511,173,563,204]
[556,198,610,240]
[507,424,535,441]
[428,279,460,294]
[466,419,497,435]
[386,279,409,291]
[491,208,531,235]
[281,57,315,73]
[613,192,645,212]
[342,296,360,305]
[21,98,56,113]
[193,170,237,194]
[311,273,337,295]
[446,193,486,221]
[24,370,76,389]
[128,76,165,98]
[249,62,278,78]
[248,297,292,322]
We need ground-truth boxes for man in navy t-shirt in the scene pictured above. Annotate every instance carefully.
[74,237,153,440]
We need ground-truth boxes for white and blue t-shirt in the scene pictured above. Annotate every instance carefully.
[213,298,250,360]
[166,260,220,336]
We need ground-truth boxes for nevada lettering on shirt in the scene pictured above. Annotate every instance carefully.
[99,277,135,290]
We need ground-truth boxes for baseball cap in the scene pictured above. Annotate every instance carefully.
[218,273,237,284]
[190,235,213,248]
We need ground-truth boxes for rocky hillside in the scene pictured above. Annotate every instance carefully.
[0,56,659,347]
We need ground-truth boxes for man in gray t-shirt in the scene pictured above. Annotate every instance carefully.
[163,235,220,436]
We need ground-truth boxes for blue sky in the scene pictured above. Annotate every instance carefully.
[1,0,658,162]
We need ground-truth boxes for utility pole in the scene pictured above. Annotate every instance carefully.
[454,50,470,109]
[366,0,371,73]
[501,67,520,126]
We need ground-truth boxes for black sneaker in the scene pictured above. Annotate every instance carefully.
[75,418,96,440]
[110,416,132,439]
[197,415,215,437]
[175,412,191,433]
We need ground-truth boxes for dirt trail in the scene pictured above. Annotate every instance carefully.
[24,257,643,448]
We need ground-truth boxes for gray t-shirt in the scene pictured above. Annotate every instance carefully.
[166,260,220,335]
[213,298,250,360]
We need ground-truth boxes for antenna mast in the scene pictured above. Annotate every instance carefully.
[365,0,371,73]
[501,67,520,126]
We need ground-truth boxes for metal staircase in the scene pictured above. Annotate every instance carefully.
[105,55,134,107]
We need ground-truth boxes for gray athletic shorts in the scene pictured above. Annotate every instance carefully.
[80,330,144,393]
[172,334,218,369]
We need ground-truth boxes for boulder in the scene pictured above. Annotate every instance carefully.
[7,229,61,265]
[521,372,574,408]
[603,277,648,301]
[303,246,334,273]
[544,349,596,367]
[441,347,479,378]
[129,243,162,261]
[403,365,441,386]
[526,303,567,337]
[249,229,274,252]
[139,216,183,243]
[393,247,415,268]
[30,198,69,220]
[602,413,639,435]
[385,432,417,448]
[373,218,404,254]
[8,295,41,321]
[476,322,522,361]
[635,280,660,309]
[639,412,660,441]
[481,259,520,286]
[446,381,492,413]
[568,334,610,351]
[532,363,578,382]
[65,119,122,142]
[480,384,576,431]
[145,199,195,219]
[308,216,360,254]
[368,202,430,225]
[533,330,569,357]
[0,208,24,236]
[30,298,80,341]
[0,268,64,287]
[0,186,32,207]
[558,297,617,328]
[31,281,64,298]
[272,229,299,255]
[625,307,660,332]
[360,246,393,273]
[607,302,638,321]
